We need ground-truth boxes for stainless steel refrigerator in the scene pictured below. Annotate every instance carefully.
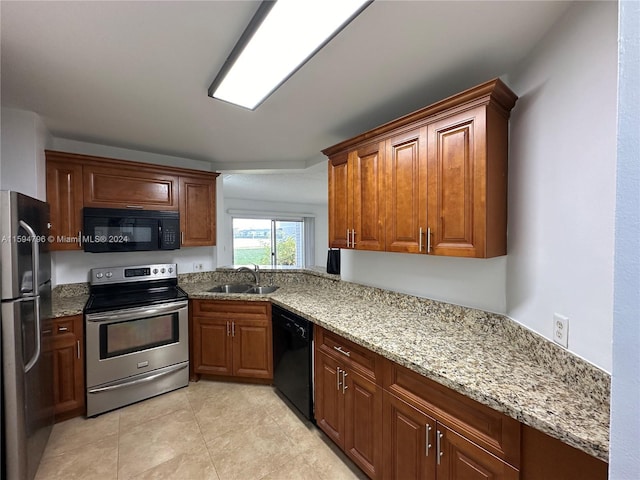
[1,191,53,480]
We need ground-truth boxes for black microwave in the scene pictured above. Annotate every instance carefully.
[83,208,180,253]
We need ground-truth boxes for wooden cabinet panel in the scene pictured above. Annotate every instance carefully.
[385,128,428,253]
[316,326,381,383]
[233,319,272,379]
[344,369,383,478]
[84,165,179,210]
[51,315,85,421]
[193,317,233,376]
[427,107,485,257]
[383,391,436,480]
[179,175,216,246]
[46,157,83,251]
[315,350,345,447]
[438,424,519,480]
[352,143,385,251]
[190,300,272,381]
[328,153,351,249]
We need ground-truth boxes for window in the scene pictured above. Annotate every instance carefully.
[232,217,305,267]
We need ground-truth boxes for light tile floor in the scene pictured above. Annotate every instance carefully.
[35,380,368,480]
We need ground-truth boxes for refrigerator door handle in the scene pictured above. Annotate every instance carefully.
[19,219,40,294]
[22,296,42,374]
[19,219,42,373]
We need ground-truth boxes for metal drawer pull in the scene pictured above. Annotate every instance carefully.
[337,367,342,390]
[426,424,432,456]
[126,205,144,209]
[333,345,351,357]
[437,430,443,465]
[58,326,69,332]
[342,370,348,394]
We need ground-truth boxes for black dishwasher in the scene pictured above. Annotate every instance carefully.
[272,304,314,422]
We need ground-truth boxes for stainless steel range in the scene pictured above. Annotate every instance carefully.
[84,263,188,417]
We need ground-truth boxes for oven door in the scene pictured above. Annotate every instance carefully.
[85,301,188,389]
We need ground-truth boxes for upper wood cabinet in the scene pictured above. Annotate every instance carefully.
[179,175,216,247]
[328,142,385,251]
[83,164,179,210]
[45,151,219,250]
[46,158,84,251]
[323,78,518,258]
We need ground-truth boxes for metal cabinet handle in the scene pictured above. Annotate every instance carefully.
[437,430,443,465]
[337,367,342,390]
[426,424,432,456]
[125,205,144,209]
[419,227,424,252]
[226,321,230,336]
[351,229,356,247]
[342,370,348,394]
[77,340,81,359]
[427,227,432,253]
[58,326,69,332]
[181,231,184,245]
[346,229,350,248]
[333,345,351,357]
[232,321,235,337]
[78,230,82,247]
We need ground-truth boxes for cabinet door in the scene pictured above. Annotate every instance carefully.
[427,107,487,257]
[46,159,83,251]
[352,143,385,251]
[52,315,85,421]
[315,350,345,448]
[192,317,233,376]
[328,153,351,249]
[437,424,519,480]
[179,175,216,246]
[385,128,428,253]
[84,165,179,210]
[344,370,383,479]
[232,318,273,379]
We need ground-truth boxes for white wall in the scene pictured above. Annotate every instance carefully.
[506,0,618,372]
[218,194,328,268]
[610,1,640,477]
[1,107,51,200]
[340,1,618,372]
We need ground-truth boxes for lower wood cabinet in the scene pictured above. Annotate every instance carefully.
[314,327,383,479]
[51,314,85,421]
[190,300,273,381]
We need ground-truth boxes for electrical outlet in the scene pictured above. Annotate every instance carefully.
[193,263,204,271]
[553,313,569,348]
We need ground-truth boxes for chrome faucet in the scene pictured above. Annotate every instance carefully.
[236,264,260,285]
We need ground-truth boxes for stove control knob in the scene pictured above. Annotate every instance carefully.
[153,268,158,274]
[168,267,173,273]
[96,272,104,279]
[161,268,166,274]
[105,272,112,278]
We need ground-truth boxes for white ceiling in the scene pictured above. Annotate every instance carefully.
[1,1,571,202]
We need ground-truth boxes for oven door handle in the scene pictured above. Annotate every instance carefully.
[85,301,187,323]
[87,362,188,394]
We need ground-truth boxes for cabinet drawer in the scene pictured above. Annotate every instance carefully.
[52,316,79,336]
[383,360,521,468]
[191,300,270,320]
[316,326,382,384]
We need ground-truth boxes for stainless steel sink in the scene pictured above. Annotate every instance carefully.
[247,285,279,294]
[207,284,279,294]
[208,283,253,293]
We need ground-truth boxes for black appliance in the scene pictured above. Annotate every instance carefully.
[84,264,189,417]
[83,207,180,253]
[272,304,314,421]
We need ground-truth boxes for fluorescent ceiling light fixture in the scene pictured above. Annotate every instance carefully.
[209,0,371,110]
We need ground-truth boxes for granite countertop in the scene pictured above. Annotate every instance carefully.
[52,270,609,462]
[184,277,610,463]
